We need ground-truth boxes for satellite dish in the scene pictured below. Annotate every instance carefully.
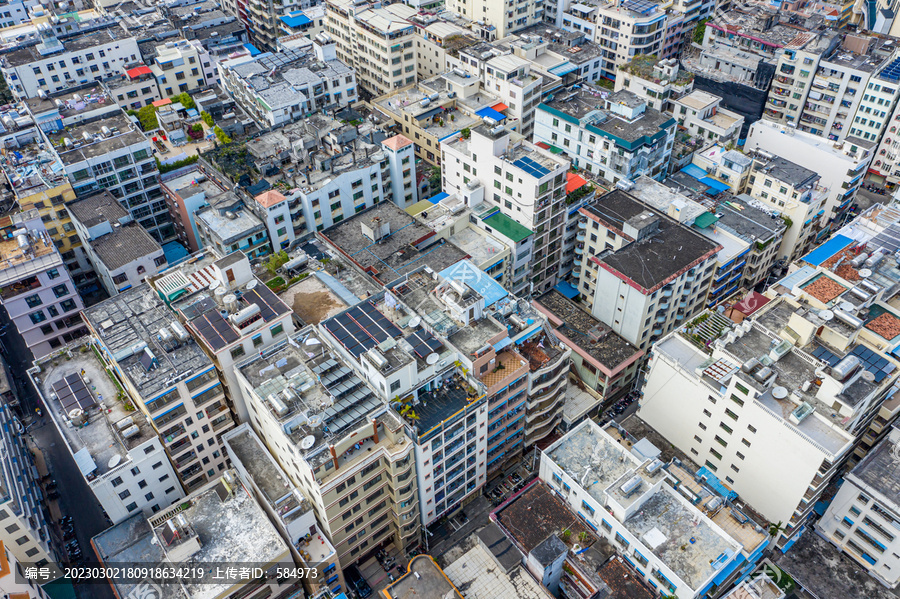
[840,301,855,312]
[426,353,439,365]
[862,371,876,382]
[409,316,421,328]
[246,280,258,290]
[107,454,122,468]
[819,310,834,321]
[859,269,872,278]
[209,280,219,291]
[301,435,316,449]
[772,386,788,399]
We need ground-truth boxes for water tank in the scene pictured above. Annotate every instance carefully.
[851,252,869,268]
[848,286,871,302]
[268,393,289,417]
[116,416,134,430]
[1,115,14,129]
[54,99,64,109]
[72,93,82,102]
[82,131,93,142]
[420,98,430,107]
[866,250,886,268]
[15,231,29,249]
[63,137,73,148]
[214,286,227,305]
[170,321,189,341]
[100,126,111,137]
[120,425,140,439]
[619,475,642,496]
[367,348,389,370]
[158,327,173,343]
[230,303,261,327]
[831,355,861,381]
[68,408,85,426]
[223,294,237,314]
[38,89,47,99]
[833,309,863,329]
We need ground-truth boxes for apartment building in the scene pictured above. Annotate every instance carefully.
[195,193,269,259]
[30,339,185,524]
[819,425,900,587]
[0,540,53,599]
[151,39,207,96]
[572,188,720,349]
[414,21,476,80]
[746,119,872,234]
[588,0,667,80]
[43,111,173,243]
[533,290,643,402]
[639,292,899,548]
[535,89,676,186]
[541,420,767,599]
[441,124,570,295]
[444,0,543,38]
[234,329,421,567]
[745,155,828,262]
[82,285,235,493]
[223,425,344,596]
[764,34,839,127]
[0,212,85,358]
[103,65,162,110]
[0,394,55,566]
[217,39,356,128]
[151,250,295,422]
[67,191,167,296]
[93,470,296,599]
[243,117,418,240]
[279,6,327,39]
[160,159,233,252]
[325,0,417,97]
[0,28,141,99]
[671,90,744,145]
[615,56,694,113]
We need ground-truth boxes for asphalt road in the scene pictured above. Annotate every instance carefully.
[0,307,114,599]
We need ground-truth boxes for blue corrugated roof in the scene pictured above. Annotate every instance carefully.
[438,260,508,307]
[426,191,448,204]
[475,106,506,121]
[549,62,579,76]
[681,163,707,179]
[775,264,817,290]
[802,234,854,266]
[280,12,311,27]
[700,176,730,192]
[244,43,262,56]
[555,281,580,299]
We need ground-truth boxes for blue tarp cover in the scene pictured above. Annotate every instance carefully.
[438,260,508,307]
[280,12,311,27]
[475,106,506,121]
[700,176,730,192]
[555,281,580,299]
[802,234,854,266]
[244,43,263,56]
[426,191,448,204]
[680,163,707,179]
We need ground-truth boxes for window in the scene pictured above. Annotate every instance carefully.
[720,422,733,434]
[126,502,138,512]
[230,346,245,359]
[270,323,284,337]
[729,394,744,407]
[118,490,131,499]
[111,477,123,487]
[25,295,42,308]
[581,500,595,516]
[725,408,739,420]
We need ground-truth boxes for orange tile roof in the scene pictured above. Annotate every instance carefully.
[254,190,286,208]
[566,172,587,194]
[802,276,847,304]
[382,134,413,151]
[866,312,900,340]
[152,98,172,107]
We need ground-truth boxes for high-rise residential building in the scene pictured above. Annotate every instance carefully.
[444,0,544,39]
[745,119,873,237]
[0,540,54,598]
[67,191,167,297]
[217,39,357,128]
[81,285,235,493]
[150,39,207,96]
[440,124,570,296]
[42,110,174,243]
[571,188,720,349]
[0,211,85,358]
[639,293,900,549]
[30,338,186,524]
[819,425,900,587]
[540,419,768,598]
[534,89,677,186]
[150,250,295,422]
[0,390,56,566]
[847,55,900,144]
[325,0,417,97]
[233,328,421,567]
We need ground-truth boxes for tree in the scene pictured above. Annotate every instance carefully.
[213,126,232,144]
[427,166,441,188]
[461,127,471,139]
[201,111,214,127]
[191,123,203,132]
[172,92,196,110]
[129,105,159,132]
[693,18,709,45]
[266,250,290,276]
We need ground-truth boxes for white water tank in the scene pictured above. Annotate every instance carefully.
[68,408,85,426]
[223,294,237,313]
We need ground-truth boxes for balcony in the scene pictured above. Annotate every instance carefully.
[578,220,587,229]
[211,413,234,431]
[576,232,586,242]
[175,450,198,470]
[575,245,585,255]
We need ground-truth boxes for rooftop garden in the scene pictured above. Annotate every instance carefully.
[620,54,694,85]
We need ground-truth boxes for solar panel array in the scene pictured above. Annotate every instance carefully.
[624,0,658,14]
[811,344,893,383]
[512,156,550,178]
[191,310,239,350]
[868,222,900,255]
[406,328,443,359]
[53,373,97,412]
[244,285,288,321]
[310,355,381,434]
[323,302,403,358]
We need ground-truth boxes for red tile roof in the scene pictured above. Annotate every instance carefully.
[732,291,769,316]
[126,65,152,79]
[566,172,588,194]
[254,190,286,208]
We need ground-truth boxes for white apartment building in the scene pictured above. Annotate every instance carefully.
[82,285,235,493]
[535,89,676,186]
[574,188,720,349]
[0,539,53,599]
[234,330,421,567]
[31,341,186,524]
[414,21,474,80]
[151,39,207,96]
[541,420,754,599]
[441,124,569,295]
[44,111,173,243]
[764,35,836,127]
[444,0,543,38]
[671,90,744,145]
[746,119,873,232]
[67,191,167,296]
[615,56,695,113]
[0,28,141,99]
[152,251,295,422]
[819,425,900,587]
[0,398,55,566]
[639,296,897,548]
[0,212,85,359]
[745,155,828,262]
[103,65,162,111]
[581,0,667,80]
[217,39,356,128]
[325,0,417,97]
